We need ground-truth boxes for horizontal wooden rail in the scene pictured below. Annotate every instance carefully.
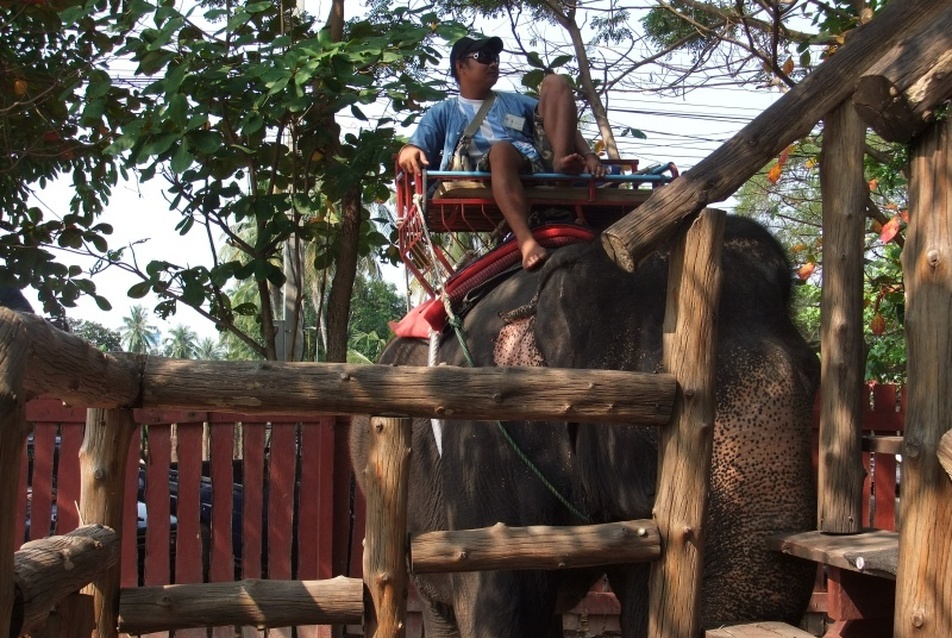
[118,576,363,633]
[14,525,119,636]
[3,310,676,424]
[139,358,675,424]
[410,520,660,573]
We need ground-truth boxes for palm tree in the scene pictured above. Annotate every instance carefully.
[195,336,224,360]
[164,324,199,359]
[120,305,160,354]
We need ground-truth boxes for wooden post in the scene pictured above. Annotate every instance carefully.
[649,209,725,638]
[895,116,952,637]
[0,310,30,638]
[80,408,137,638]
[817,102,867,533]
[361,416,411,638]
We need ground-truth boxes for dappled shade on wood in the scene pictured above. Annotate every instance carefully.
[410,520,660,573]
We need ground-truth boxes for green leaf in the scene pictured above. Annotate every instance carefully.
[170,140,193,173]
[128,281,152,298]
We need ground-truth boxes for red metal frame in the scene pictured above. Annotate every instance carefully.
[395,160,679,297]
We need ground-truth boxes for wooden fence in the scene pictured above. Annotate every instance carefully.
[18,382,906,637]
[18,399,359,633]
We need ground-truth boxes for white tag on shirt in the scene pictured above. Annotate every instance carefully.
[502,113,525,130]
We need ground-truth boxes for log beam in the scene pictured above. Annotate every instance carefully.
[817,101,867,533]
[138,357,674,424]
[361,416,411,638]
[410,520,660,573]
[895,114,952,638]
[117,577,363,633]
[649,209,725,637]
[601,0,951,271]
[0,309,140,407]
[3,306,674,424]
[13,525,120,637]
[80,408,137,638]
[853,7,952,143]
[1,309,33,638]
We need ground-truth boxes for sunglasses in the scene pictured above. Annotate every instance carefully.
[466,50,500,65]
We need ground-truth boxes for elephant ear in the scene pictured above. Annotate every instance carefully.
[494,310,545,367]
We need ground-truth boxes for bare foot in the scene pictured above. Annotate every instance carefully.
[553,152,586,175]
[521,242,549,270]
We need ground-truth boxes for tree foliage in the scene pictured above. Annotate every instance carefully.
[3,0,467,360]
[1,0,133,318]
[734,131,909,383]
[67,316,122,351]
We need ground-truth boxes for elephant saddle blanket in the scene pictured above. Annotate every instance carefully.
[389,223,595,338]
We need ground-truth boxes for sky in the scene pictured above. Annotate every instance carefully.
[20,0,787,344]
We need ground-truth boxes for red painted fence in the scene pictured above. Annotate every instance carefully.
[17,400,361,596]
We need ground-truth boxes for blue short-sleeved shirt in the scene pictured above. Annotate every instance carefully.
[407,92,541,170]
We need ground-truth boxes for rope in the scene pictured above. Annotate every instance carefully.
[412,174,590,523]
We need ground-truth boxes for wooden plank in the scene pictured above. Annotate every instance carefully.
[16,443,28,546]
[174,421,205,584]
[143,423,172,586]
[334,416,358,579]
[208,420,235,583]
[867,384,905,432]
[297,421,322,579]
[267,422,295,580]
[267,422,296,638]
[705,621,814,637]
[30,422,56,540]
[863,435,903,454]
[827,566,896,621]
[241,422,266,580]
[121,427,141,588]
[56,423,83,532]
[872,452,898,530]
[768,530,898,578]
[317,419,335,578]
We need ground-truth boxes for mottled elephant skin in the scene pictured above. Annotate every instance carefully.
[351,216,820,638]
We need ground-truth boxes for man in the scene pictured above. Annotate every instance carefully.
[397,35,604,270]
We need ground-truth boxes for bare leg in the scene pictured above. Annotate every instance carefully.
[487,141,548,270]
[538,74,585,174]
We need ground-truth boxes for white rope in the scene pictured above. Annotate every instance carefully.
[428,328,444,457]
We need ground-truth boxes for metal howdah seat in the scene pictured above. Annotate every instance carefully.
[395,159,678,299]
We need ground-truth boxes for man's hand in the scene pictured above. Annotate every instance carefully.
[398,145,429,175]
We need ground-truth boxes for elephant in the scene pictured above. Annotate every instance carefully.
[350,215,820,637]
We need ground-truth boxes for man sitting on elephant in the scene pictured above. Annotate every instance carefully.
[396,34,605,270]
